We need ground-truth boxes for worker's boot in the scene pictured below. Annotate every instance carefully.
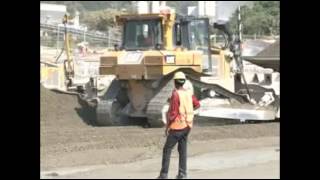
[156,173,168,179]
[176,173,187,179]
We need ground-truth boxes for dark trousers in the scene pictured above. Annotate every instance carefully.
[160,127,190,176]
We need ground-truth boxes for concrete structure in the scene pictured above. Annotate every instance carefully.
[188,6,197,16]
[137,1,168,14]
[137,1,149,14]
[187,1,216,22]
[151,1,160,13]
[198,1,216,22]
[73,11,80,27]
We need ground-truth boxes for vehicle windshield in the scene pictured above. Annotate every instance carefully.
[123,20,162,50]
[187,19,212,73]
[188,20,209,51]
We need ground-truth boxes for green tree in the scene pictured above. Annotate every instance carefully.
[81,9,123,31]
[229,1,279,36]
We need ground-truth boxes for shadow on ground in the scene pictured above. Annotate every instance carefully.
[75,95,149,127]
[75,95,97,126]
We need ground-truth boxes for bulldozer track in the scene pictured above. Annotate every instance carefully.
[96,80,126,126]
[146,76,174,127]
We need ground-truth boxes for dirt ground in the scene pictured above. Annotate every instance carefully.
[41,141,279,179]
[40,85,280,178]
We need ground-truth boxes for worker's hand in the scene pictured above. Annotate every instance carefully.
[165,127,170,137]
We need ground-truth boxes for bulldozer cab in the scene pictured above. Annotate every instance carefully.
[174,17,212,72]
[116,14,165,50]
[118,14,211,49]
[116,13,213,72]
[122,18,163,50]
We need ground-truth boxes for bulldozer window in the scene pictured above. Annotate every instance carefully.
[123,20,162,50]
[189,20,209,51]
[186,19,212,72]
[173,21,189,49]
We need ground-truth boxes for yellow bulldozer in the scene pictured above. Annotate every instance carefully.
[80,8,280,127]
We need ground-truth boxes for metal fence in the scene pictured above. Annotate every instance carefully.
[40,23,121,51]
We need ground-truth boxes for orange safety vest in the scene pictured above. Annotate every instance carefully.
[169,89,194,130]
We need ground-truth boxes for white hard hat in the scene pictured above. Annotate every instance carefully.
[173,71,186,80]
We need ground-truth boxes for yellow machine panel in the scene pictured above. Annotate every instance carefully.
[99,50,203,80]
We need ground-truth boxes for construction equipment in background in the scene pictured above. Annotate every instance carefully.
[41,14,75,93]
[41,14,107,95]
[80,3,279,127]
[62,14,75,87]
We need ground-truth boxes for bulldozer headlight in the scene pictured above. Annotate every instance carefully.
[165,55,175,64]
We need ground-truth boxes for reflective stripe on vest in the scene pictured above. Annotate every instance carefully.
[169,89,194,130]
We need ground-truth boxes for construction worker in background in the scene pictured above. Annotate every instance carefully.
[77,42,88,57]
[157,71,200,179]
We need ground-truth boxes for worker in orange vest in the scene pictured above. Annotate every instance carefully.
[157,71,200,179]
